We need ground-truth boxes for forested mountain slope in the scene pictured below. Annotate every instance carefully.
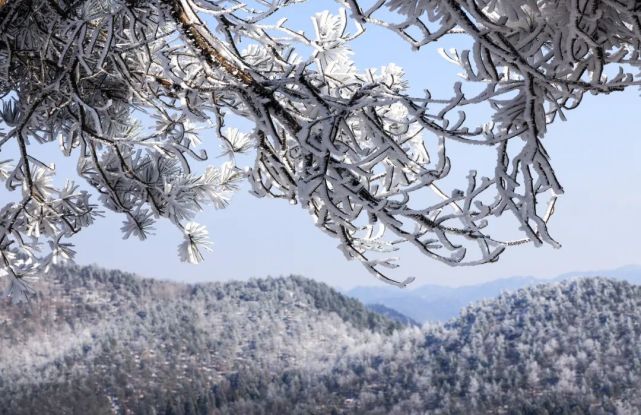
[365,304,420,327]
[0,266,400,414]
[1,267,641,414]
[335,278,641,414]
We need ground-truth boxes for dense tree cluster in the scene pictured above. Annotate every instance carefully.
[2,266,641,414]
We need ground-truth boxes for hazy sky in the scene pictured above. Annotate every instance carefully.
[7,4,641,289]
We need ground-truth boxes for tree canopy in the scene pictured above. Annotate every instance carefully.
[1,0,639,292]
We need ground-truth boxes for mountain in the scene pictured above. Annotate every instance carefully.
[334,277,641,413]
[348,265,641,323]
[3,267,641,413]
[0,265,401,415]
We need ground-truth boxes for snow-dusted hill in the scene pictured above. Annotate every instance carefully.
[0,265,400,414]
[2,267,641,414]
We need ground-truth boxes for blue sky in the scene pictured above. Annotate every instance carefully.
[6,4,641,289]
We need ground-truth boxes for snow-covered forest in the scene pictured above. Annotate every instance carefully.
[2,265,641,414]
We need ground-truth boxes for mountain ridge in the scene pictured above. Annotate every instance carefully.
[347,265,641,322]
[2,266,641,413]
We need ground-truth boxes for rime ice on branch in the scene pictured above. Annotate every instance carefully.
[0,0,639,291]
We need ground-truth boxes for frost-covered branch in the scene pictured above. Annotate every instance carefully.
[1,0,639,292]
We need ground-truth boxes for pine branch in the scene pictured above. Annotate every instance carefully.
[163,0,253,86]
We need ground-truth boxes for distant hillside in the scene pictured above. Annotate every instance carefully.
[0,265,400,415]
[554,265,641,285]
[365,304,419,327]
[348,265,641,322]
[2,268,641,414]
[336,278,641,413]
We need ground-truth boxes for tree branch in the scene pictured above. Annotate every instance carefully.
[163,0,253,86]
